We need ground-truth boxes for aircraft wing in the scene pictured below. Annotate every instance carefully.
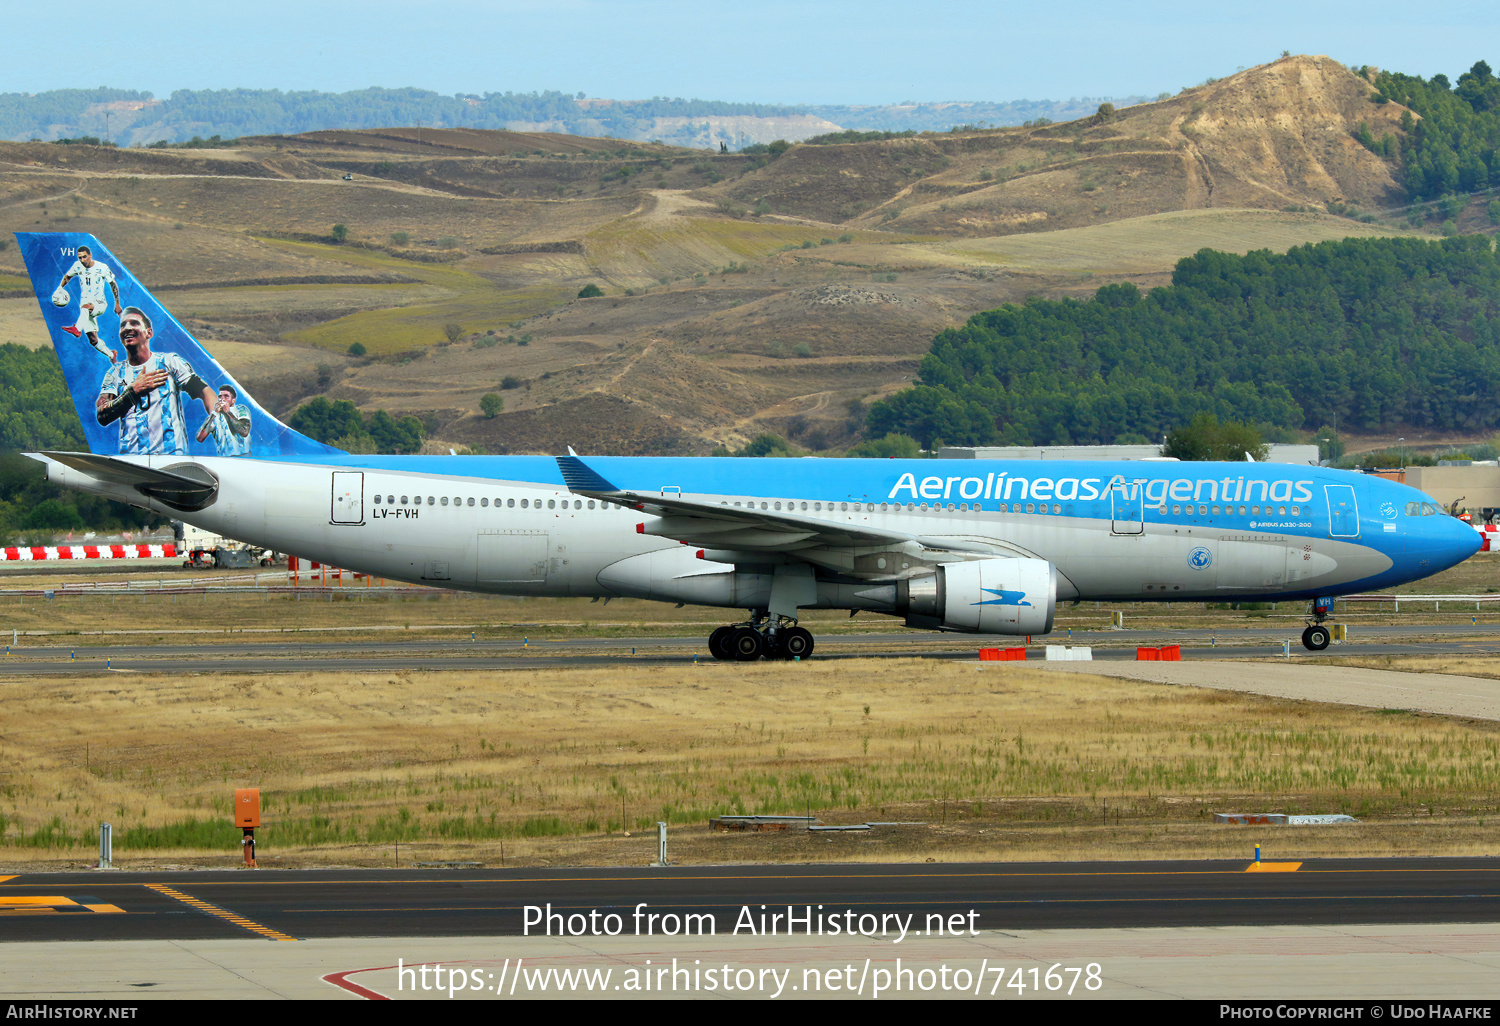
[557,454,998,556]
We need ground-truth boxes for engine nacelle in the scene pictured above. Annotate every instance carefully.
[902,557,1057,635]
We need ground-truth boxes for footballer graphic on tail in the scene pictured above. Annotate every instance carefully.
[15,232,341,460]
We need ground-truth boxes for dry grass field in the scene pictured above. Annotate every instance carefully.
[4,656,1500,871]
[4,55,1476,454]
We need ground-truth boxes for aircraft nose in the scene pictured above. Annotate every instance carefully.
[1439,516,1483,569]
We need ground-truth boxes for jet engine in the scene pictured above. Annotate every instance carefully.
[899,557,1057,635]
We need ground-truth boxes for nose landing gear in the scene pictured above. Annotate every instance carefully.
[708,614,815,661]
[1301,598,1336,651]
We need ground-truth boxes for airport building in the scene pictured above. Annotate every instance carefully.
[937,444,1322,464]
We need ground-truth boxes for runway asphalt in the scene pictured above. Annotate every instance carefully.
[4,858,1500,943]
[5,623,1500,674]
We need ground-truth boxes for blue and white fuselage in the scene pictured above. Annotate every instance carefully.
[15,232,1481,656]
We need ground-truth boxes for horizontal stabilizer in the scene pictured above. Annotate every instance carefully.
[36,451,219,511]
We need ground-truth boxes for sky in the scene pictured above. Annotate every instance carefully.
[4,0,1496,105]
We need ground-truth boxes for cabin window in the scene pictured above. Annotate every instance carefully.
[840,502,849,511]
[1251,505,1259,515]
[441,497,449,506]
[387,495,395,504]
[588,500,595,509]
[1278,506,1286,515]
[372,494,381,505]
[1197,505,1206,515]
[548,500,556,509]
[1211,506,1219,515]
[813,502,822,511]
[400,495,408,505]
[1026,503,1035,513]
[774,502,782,510]
[426,496,435,506]
[468,497,475,507]
[1158,505,1167,515]
[1239,506,1246,515]
[1052,504,1061,514]
[520,499,528,508]
[1291,505,1299,516]
[760,502,768,510]
[919,503,928,511]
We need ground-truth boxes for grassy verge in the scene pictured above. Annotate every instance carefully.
[4,659,1499,869]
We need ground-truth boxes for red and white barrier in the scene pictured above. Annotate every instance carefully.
[0,544,176,562]
[1474,524,1499,552]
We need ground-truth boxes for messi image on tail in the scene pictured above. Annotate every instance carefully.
[16,232,339,460]
[12,231,1484,657]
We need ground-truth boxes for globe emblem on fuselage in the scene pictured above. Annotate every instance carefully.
[1188,547,1213,570]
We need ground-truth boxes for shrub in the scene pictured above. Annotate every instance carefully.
[331,223,348,243]
[348,341,367,357]
[390,231,410,245]
[577,283,604,298]
[443,323,463,343]
[436,236,458,249]
[500,376,522,390]
[480,393,503,418]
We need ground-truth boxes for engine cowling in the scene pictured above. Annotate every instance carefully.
[902,557,1057,635]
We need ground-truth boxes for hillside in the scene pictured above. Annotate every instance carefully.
[716,56,1411,235]
[1,55,1489,457]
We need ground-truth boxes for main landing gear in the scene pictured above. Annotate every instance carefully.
[708,613,815,661]
[1301,598,1336,651]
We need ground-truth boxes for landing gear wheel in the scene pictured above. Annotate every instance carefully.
[729,626,764,661]
[709,626,734,661]
[1302,625,1331,651]
[781,626,815,660]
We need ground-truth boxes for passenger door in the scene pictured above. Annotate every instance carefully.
[330,472,364,525]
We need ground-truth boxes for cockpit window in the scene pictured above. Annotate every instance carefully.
[1406,502,1421,516]
[1422,503,1437,516]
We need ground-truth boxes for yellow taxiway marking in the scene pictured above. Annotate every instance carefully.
[0,877,16,884]
[0,895,124,915]
[1245,862,1303,872]
[145,883,296,942]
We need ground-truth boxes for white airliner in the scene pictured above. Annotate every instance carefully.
[16,233,1481,657]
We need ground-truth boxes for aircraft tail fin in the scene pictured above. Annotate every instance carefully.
[14,232,343,459]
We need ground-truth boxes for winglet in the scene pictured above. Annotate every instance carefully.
[556,454,620,493]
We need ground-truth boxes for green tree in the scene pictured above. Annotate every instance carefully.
[1163,414,1269,462]
[443,323,464,343]
[1489,199,1500,225]
[389,231,410,245]
[480,393,504,418]
[577,283,604,298]
[331,223,348,243]
[845,433,922,459]
[347,341,366,357]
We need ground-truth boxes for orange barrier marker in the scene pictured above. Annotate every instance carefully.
[979,648,1002,661]
[1004,647,1027,661]
[1160,645,1182,661]
[1137,647,1160,661]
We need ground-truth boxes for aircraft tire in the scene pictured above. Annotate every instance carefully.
[729,627,764,661]
[1302,625,1331,651]
[709,626,734,661]
[781,627,815,660]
